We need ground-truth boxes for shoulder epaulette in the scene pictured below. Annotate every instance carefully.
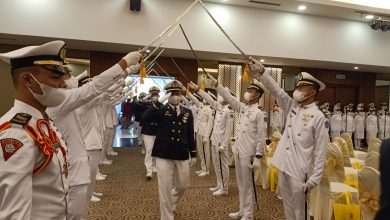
[10,113,32,126]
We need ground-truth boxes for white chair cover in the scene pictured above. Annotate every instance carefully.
[358,167,380,220]
[354,150,368,160]
[368,142,381,154]
[365,152,380,171]
[340,132,355,158]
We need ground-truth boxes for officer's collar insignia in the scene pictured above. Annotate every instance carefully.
[10,113,32,126]
[297,73,303,81]
[1,138,23,161]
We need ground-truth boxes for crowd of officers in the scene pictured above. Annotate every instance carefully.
[0,40,344,220]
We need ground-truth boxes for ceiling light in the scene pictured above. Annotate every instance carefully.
[260,59,265,63]
[222,0,229,2]
[354,66,359,70]
[298,5,306,11]
[365,14,374,19]
[146,49,151,53]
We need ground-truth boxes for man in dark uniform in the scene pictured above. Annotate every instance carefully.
[132,92,147,150]
[142,80,196,220]
[141,86,161,181]
[375,139,390,219]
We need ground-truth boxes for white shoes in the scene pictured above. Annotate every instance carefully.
[98,172,107,178]
[107,151,118,156]
[212,189,228,196]
[91,195,101,203]
[195,170,203,174]
[101,159,113,165]
[209,186,220,192]
[93,192,103,197]
[198,171,209,177]
[152,166,158,173]
[96,174,106,181]
[228,212,243,219]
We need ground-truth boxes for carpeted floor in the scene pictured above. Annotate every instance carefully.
[88,146,285,220]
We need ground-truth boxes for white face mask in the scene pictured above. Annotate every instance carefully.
[244,92,253,102]
[293,90,307,102]
[168,95,181,105]
[28,74,66,107]
[64,76,79,89]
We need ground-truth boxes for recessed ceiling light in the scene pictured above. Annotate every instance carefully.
[222,0,229,2]
[365,14,374,19]
[260,59,265,63]
[354,66,359,70]
[298,5,306,11]
[146,49,151,53]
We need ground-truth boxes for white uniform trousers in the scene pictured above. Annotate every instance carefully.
[82,149,101,219]
[136,123,143,145]
[144,134,156,176]
[100,128,113,162]
[378,131,385,140]
[196,133,210,172]
[156,158,190,220]
[330,131,340,139]
[366,132,377,145]
[235,155,255,218]
[107,125,117,153]
[67,184,89,220]
[278,171,308,220]
[211,144,229,191]
[354,138,362,149]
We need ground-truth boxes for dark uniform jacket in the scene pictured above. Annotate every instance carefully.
[133,101,147,123]
[140,101,157,136]
[142,102,196,160]
[375,139,390,220]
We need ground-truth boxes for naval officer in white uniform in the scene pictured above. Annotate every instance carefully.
[250,59,329,220]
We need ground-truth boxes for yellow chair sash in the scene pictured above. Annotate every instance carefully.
[269,166,278,192]
[333,191,361,220]
[360,192,380,212]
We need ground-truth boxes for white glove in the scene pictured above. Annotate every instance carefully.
[249,57,265,76]
[248,158,260,171]
[123,51,142,66]
[188,81,199,91]
[206,73,218,87]
[125,78,134,86]
[303,178,317,193]
[126,63,141,74]
[190,158,197,167]
[218,145,225,152]
[158,92,171,103]
[202,137,209,144]
[122,86,130,94]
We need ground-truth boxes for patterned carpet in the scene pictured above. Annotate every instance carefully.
[88,146,285,220]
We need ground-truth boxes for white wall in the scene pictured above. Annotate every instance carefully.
[0,0,389,67]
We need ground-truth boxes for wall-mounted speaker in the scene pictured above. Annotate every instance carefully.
[130,0,141,12]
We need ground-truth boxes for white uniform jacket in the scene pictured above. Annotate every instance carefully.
[0,100,68,220]
[258,70,329,184]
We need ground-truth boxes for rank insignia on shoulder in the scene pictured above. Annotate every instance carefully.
[325,121,329,129]
[10,113,32,126]
[1,138,23,161]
